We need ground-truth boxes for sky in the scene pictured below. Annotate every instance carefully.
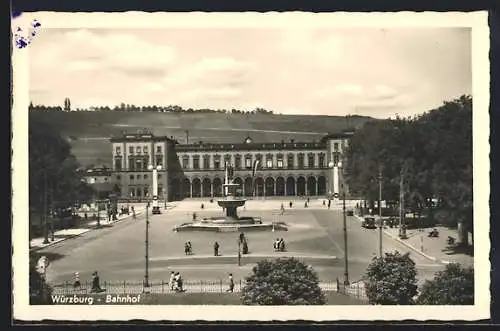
[29,27,471,118]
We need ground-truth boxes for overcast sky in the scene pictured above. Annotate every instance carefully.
[29,28,471,118]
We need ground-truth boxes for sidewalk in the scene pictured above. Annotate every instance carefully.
[354,215,473,266]
[29,204,167,251]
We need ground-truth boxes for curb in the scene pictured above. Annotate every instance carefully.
[353,215,451,265]
[30,210,146,253]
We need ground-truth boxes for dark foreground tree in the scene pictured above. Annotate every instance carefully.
[29,258,53,304]
[241,258,325,305]
[365,251,418,305]
[416,263,474,305]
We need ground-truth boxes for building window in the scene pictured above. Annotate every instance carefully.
[143,187,148,197]
[156,146,162,153]
[115,146,121,154]
[143,146,148,153]
[319,154,325,168]
[214,155,221,169]
[298,153,305,168]
[104,177,108,182]
[193,155,200,169]
[277,159,283,168]
[130,175,134,180]
[158,174,162,179]
[308,153,315,168]
[266,154,273,168]
[182,156,189,169]
[114,158,122,171]
[116,175,121,180]
[287,154,294,168]
[156,156,163,167]
[334,142,339,151]
[234,155,242,169]
[245,155,252,168]
[129,146,134,154]
[136,146,141,154]
[129,187,135,197]
[203,155,210,169]
[144,174,148,180]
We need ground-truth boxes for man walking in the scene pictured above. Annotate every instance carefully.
[213,241,220,256]
[280,203,285,215]
[227,273,235,293]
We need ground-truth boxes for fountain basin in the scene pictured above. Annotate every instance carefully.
[173,221,288,233]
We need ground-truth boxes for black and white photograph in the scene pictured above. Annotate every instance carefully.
[12,11,490,321]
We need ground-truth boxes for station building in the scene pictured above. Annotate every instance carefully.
[110,131,353,201]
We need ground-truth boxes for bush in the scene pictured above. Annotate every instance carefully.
[240,258,325,305]
[365,251,418,305]
[416,263,474,305]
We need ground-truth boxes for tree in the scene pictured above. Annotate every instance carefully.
[29,112,93,232]
[416,263,474,305]
[240,258,325,305]
[365,251,418,305]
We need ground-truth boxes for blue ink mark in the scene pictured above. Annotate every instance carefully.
[11,11,22,19]
[14,19,41,49]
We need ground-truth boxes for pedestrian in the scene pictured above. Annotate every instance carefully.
[193,212,197,221]
[289,201,293,208]
[323,200,326,206]
[328,200,331,209]
[307,197,310,204]
[227,273,235,292]
[214,241,220,256]
[73,272,81,288]
[273,238,280,251]
[169,271,175,291]
[91,271,102,293]
[279,238,286,252]
[187,241,193,255]
[304,201,308,208]
[173,272,181,292]
[184,242,190,255]
[280,203,285,215]
[201,203,204,210]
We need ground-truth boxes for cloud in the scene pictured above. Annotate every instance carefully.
[29,28,471,118]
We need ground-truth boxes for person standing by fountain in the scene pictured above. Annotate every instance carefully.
[214,241,220,256]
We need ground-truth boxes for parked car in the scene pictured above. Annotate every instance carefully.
[362,217,376,229]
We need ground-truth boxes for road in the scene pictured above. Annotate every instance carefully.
[38,204,445,286]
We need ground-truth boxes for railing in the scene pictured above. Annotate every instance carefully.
[335,278,369,303]
[51,279,369,302]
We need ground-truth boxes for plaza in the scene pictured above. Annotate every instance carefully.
[40,197,447,291]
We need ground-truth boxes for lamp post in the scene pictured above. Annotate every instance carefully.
[147,164,162,214]
[328,160,349,285]
[399,168,407,239]
[378,167,383,258]
[43,172,49,244]
[144,194,150,289]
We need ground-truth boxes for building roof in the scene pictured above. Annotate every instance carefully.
[175,140,327,152]
[110,132,176,143]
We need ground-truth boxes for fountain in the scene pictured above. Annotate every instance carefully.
[173,164,287,232]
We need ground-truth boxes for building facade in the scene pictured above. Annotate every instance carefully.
[109,131,352,201]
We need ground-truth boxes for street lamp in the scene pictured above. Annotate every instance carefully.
[378,167,383,258]
[328,160,349,285]
[144,193,151,289]
[147,164,162,214]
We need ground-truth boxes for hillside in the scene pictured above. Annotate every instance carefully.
[29,110,375,167]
